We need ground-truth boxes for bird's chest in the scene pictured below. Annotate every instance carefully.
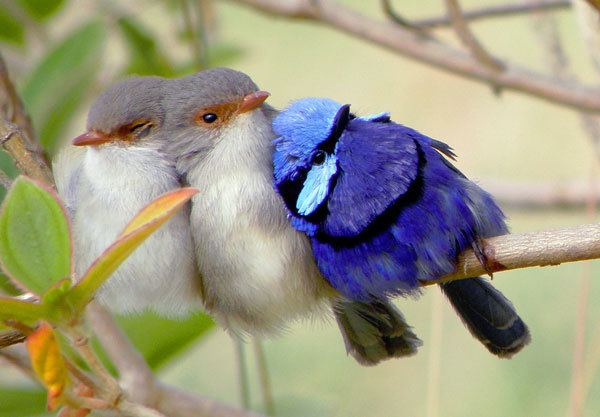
[188,168,328,333]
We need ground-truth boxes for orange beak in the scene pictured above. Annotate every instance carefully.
[72,131,112,146]
[238,91,270,114]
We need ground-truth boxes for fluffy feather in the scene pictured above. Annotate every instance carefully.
[273,97,530,357]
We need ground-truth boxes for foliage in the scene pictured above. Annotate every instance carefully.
[0,177,211,414]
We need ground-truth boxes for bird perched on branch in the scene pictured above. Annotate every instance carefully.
[166,68,523,365]
[272,97,531,359]
[53,76,202,316]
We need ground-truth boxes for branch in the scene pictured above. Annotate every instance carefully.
[227,0,600,112]
[444,0,504,71]
[0,54,53,185]
[413,1,571,28]
[422,222,600,286]
[86,304,266,417]
[0,329,26,349]
[478,178,600,209]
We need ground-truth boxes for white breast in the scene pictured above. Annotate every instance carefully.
[186,113,331,335]
[58,145,202,316]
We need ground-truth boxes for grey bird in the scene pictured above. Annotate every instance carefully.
[163,68,421,364]
[53,76,202,316]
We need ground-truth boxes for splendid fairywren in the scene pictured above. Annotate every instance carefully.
[53,76,202,316]
[164,68,423,364]
[272,98,531,358]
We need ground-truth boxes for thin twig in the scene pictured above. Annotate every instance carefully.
[180,0,208,69]
[444,0,504,72]
[253,340,275,416]
[381,0,429,34]
[414,0,571,28]
[158,383,267,417]
[0,346,37,381]
[0,329,26,349]
[478,178,600,210]
[0,54,50,184]
[235,337,251,410]
[67,326,122,404]
[423,222,600,286]
[425,291,443,417]
[86,303,157,406]
[227,0,600,113]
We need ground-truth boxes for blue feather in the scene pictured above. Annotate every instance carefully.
[272,98,508,300]
[296,153,338,216]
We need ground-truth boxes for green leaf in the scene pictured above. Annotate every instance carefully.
[0,6,24,46]
[0,387,48,417]
[112,312,214,370]
[21,20,105,154]
[117,17,174,77]
[0,272,19,296]
[15,0,65,20]
[0,176,71,294]
[0,296,48,322]
[67,188,198,312]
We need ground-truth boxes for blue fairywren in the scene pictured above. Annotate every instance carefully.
[272,98,531,359]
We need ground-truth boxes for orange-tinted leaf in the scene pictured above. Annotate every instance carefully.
[67,188,198,312]
[120,187,197,236]
[26,322,69,410]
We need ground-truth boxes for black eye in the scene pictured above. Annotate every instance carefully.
[313,150,326,165]
[202,113,218,123]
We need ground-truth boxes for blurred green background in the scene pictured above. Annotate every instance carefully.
[1,0,600,416]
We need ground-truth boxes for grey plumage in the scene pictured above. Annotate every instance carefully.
[53,76,202,316]
[164,68,420,364]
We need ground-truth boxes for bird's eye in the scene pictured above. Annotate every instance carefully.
[202,113,218,123]
[313,150,326,165]
[130,122,153,139]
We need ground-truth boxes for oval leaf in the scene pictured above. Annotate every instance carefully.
[0,6,24,46]
[26,322,69,410]
[68,188,198,312]
[15,0,65,20]
[0,176,71,294]
[21,20,105,154]
[117,17,174,76]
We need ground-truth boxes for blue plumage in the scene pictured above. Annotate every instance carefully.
[273,97,530,358]
[273,98,505,300]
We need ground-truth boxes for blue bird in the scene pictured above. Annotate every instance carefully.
[273,97,531,360]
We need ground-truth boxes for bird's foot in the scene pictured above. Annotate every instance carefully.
[472,238,494,279]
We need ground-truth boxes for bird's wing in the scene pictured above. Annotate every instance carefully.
[321,121,420,238]
[52,144,85,218]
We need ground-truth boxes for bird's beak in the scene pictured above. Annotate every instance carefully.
[238,91,270,114]
[72,131,112,146]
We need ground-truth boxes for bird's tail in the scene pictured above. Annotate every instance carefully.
[333,298,422,366]
[440,277,530,358]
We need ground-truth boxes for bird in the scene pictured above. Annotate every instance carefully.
[53,76,202,316]
[272,97,531,359]
[163,68,428,365]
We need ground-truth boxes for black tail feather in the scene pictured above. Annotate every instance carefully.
[440,277,530,358]
[333,298,422,366]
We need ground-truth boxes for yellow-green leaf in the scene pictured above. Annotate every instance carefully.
[26,322,69,410]
[68,188,198,312]
[0,296,47,323]
[0,176,72,295]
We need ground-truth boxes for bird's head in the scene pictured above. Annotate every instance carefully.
[273,98,351,224]
[72,76,167,149]
[162,68,270,163]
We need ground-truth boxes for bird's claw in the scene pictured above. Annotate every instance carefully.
[472,238,494,279]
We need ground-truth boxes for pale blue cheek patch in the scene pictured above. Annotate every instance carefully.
[296,154,338,216]
[358,112,390,123]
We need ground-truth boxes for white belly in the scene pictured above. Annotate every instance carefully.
[70,146,202,316]
[190,170,330,335]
